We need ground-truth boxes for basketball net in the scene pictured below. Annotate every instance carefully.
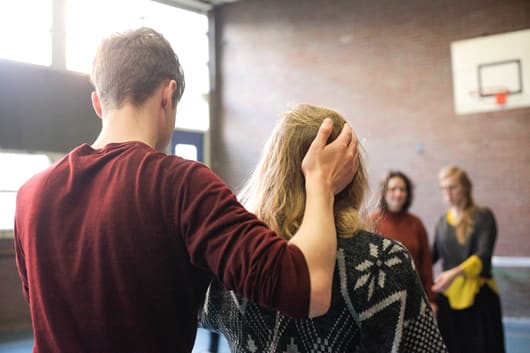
[495,90,508,105]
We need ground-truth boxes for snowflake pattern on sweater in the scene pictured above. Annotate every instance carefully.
[199,230,447,353]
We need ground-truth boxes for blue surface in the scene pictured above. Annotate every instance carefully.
[0,338,33,353]
[504,318,530,353]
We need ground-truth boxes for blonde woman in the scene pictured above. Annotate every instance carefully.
[432,165,505,353]
[200,104,447,353]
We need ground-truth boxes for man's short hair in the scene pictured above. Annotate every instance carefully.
[91,27,185,110]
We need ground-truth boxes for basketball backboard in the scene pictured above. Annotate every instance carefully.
[451,28,530,115]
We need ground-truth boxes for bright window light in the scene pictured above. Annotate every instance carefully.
[174,144,198,161]
[0,0,52,66]
[65,0,210,131]
[0,152,52,230]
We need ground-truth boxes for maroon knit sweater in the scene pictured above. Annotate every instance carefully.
[14,142,309,353]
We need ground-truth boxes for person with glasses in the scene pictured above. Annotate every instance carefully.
[432,165,505,353]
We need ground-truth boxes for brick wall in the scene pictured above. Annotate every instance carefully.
[212,0,530,256]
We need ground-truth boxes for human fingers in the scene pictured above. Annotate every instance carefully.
[333,122,353,148]
[432,274,447,293]
[328,126,358,195]
[340,125,359,185]
[349,129,360,173]
[431,275,441,292]
[307,118,334,154]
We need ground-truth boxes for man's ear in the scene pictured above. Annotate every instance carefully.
[161,80,177,110]
[91,91,103,118]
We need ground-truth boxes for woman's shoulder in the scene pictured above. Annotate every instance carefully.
[335,230,431,332]
[474,206,497,227]
[337,230,415,282]
[434,211,449,227]
[369,208,383,219]
[339,229,408,251]
[476,206,495,218]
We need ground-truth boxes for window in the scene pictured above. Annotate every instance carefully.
[0,152,54,230]
[174,144,198,161]
[0,0,52,66]
[0,0,210,132]
[65,0,210,131]
[0,1,211,229]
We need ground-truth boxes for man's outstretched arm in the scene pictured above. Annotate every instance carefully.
[289,119,358,317]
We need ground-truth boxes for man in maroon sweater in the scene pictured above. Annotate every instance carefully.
[14,28,358,353]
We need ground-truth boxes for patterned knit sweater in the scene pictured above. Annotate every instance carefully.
[199,230,447,353]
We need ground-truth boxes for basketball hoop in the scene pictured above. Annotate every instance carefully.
[495,90,508,105]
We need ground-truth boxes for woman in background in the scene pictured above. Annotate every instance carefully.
[432,165,505,353]
[371,171,437,312]
[200,104,447,353]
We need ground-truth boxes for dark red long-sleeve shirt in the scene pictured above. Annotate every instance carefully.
[14,142,310,353]
[371,209,436,302]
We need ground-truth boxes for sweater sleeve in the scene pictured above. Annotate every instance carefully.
[357,240,447,353]
[198,280,230,332]
[398,259,448,353]
[174,162,310,318]
[469,208,497,276]
[460,255,483,277]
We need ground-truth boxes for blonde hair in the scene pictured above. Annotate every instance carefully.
[238,104,370,240]
[438,165,478,244]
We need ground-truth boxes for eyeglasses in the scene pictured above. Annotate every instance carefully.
[439,185,459,192]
